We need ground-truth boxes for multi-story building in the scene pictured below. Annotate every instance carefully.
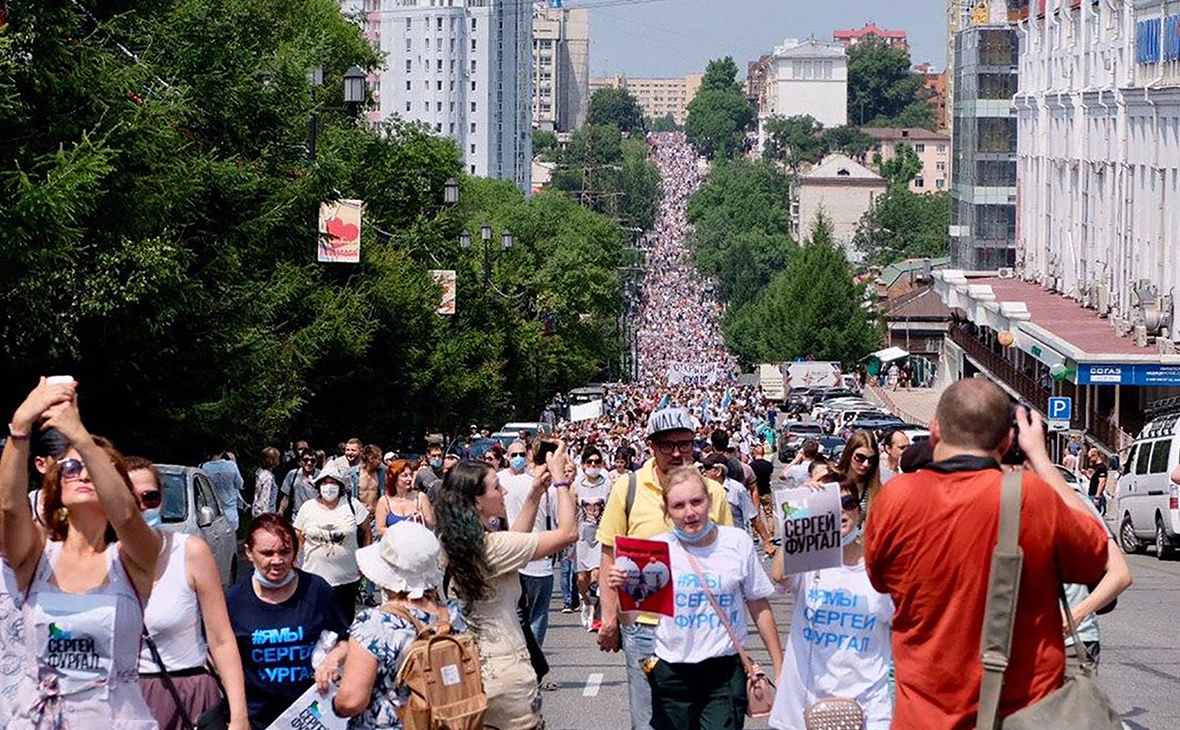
[864,127,952,193]
[376,0,532,191]
[757,38,848,149]
[949,23,1018,270]
[914,63,949,128]
[532,2,589,133]
[791,154,886,258]
[930,0,1180,459]
[746,54,774,115]
[833,22,909,51]
[588,74,702,125]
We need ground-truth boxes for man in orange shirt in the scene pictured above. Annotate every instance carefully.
[865,379,1108,730]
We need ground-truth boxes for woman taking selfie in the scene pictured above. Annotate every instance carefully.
[226,514,350,730]
[126,458,249,730]
[433,447,577,730]
[0,378,161,728]
[605,467,783,730]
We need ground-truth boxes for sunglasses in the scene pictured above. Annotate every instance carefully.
[139,490,162,509]
[653,439,693,454]
[58,458,85,480]
[840,494,861,511]
[585,458,603,465]
[508,452,526,458]
[851,452,877,465]
[301,457,316,464]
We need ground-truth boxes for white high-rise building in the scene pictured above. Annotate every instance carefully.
[532,2,589,132]
[756,38,847,151]
[377,0,532,192]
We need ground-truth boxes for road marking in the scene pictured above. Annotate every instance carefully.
[583,672,604,697]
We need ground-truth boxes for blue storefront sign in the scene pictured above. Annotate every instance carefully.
[1077,364,1180,387]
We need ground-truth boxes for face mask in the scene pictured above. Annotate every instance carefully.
[319,483,340,501]
[841,524,864,547]
[142,508,162,529]
[430,458,443,469]
[510,455,528,472]
[254,566,296,589]
[673,521,716,545]
[585,466,602,479]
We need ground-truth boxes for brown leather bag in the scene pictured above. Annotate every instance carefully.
[391,607,488,730]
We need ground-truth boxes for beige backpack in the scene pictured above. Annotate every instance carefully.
[391,607,488,730]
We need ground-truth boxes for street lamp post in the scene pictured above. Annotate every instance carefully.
[308,65,367,165]
[461,221,513,287]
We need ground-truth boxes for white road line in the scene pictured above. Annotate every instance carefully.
[583,672,604,697]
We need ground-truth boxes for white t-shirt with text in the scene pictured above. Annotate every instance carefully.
[293,497,370,586]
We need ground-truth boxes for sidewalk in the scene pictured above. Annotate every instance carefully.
[865,382,942,427]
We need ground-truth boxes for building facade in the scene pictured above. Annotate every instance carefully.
[950,23,1019,269]
[833,22,909,50]
[758,38,848,147]
[747,54,774,115]
[376,0,532,191]
[914,63,950,128]
[791,154,886,257]
[864,127,952,193]
[588,74,702,125]
[532,2,589,133]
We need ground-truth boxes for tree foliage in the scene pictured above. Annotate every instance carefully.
[821,126,881,160]
[848,38,937,130]
[854,144,950,265]
[550,124,660,231]
[685,57,754,160]
[0,0,627,461]
[763,117,881,173]
[727,214,882,368]
[648,113,680,132]
[687,159,796,311]
[587,87,646,135]
[533,130,559,160]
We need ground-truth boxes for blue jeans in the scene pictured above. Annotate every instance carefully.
[519,574,554,647]
[560,555,579,608]
[621,623,656,730]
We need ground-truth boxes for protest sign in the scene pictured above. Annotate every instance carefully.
[569,399,603,422]
[667,362,721,385]
[772,484,842,574]
[614,536,674,617]
[429,269,457,315]
[266,683,349,730]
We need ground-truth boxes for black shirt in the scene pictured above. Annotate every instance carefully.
[226,570,351,730]
[726,454,745,484]
[751,458,774,496]
[1088,462,1108,496]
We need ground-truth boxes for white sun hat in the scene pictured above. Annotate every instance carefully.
[355,521,443,598]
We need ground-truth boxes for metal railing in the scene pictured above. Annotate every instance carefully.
[949,324,1048,415]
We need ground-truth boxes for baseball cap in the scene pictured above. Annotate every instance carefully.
[647,407,695,438]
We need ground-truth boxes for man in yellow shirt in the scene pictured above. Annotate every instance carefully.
[596,406,733,730]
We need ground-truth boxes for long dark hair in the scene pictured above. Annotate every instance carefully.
[835,429,882,508]
[434,460,495,608]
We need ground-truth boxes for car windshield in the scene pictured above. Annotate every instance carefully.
[158,471,188,523]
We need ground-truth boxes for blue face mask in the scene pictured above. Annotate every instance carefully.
[142,508,162,529]
[430,458,444,469]
[841,524,864,547]
[673,521,716,545]
[254,567,297,589]
[510,455,528,472]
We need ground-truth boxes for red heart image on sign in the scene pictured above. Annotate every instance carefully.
[325,217,359,243]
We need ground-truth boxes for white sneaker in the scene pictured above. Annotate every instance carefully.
[581,603,593,629]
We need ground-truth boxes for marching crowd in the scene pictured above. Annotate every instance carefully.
[0,132,1144,730]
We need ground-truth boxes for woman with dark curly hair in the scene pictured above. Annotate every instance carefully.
[434,447,577,730]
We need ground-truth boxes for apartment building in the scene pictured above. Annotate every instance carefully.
[833,22,909,51]
[864,127,951,193]
[532,2,589,132]
[588,74,703,125]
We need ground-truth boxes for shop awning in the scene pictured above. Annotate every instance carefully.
[869,346,910,364]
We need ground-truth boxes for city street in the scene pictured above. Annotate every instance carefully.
[538,547,1180,730]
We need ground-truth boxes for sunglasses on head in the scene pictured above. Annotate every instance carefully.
[852,452,877,465]
[139,490,162,509]
[58,458,85,480]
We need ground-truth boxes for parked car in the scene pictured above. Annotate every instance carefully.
[501,421,548,438]
[778,420,826,462]
[1117,410,1180,559]
[156,464,238,586]
[817,436,847,460]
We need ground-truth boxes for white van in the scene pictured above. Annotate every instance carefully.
[1117,410,1180,559]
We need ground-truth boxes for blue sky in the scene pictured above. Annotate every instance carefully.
[585,0,949,78]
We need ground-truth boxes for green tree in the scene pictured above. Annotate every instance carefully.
[587,87,646,135]
[762,115,825,173]
[847,37,934,129]
[551,124,660,230]
[820,125,880,161]
[685,57,754,160]
[875,143,923,187]
[533,129,559,159]
[734,214,882,367]
[648,113,680,132]
[854,188,951,266]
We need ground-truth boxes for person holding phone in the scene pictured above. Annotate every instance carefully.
[499,440,558,649]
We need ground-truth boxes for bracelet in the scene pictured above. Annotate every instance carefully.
[7,423,29,440]
[553,481,571,488]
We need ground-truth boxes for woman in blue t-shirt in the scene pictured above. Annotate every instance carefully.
[226,514,351,730]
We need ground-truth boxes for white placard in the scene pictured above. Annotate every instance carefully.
[772,484,843,574]
[569,399,603,422]
[667,362,722,385]
[266,683,350,730]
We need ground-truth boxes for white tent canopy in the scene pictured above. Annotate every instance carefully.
[870,346,910,364]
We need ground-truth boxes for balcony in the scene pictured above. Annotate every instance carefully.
[949,323,1048,414]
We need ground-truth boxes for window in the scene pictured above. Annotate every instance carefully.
[436,123,442,132]
[937,144,947,153]
[471,80,476,91]
[437,59,442,71]
[915,143,925,153]
[423,101,429,111]
[406,38,412,51]
[1150,440,1173,474]
[406,18,411,30]
[406,80,412,91]
[437,101,442,111]
[436,16,442,31]
[449,122,454,133]
[405,59,412,72]
[915,177,925,188]
[1135,441,1155,474]
[471,164,476,173]
[406,101,411,112]
[471,122,476,132]
[470,143,476,153]
[471,101,477,112]
[471,17,476,31]
[471,60,477,72]
[471,38,477,51]
[437,80,443,90]
[936,179,945,189]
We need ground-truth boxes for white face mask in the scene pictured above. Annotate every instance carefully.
[319,483,340,501]
[585,466,602,479]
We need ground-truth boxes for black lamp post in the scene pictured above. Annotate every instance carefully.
[461,221,512,286]
[308,65,367,164]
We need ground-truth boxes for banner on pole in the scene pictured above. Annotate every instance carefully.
[771,484,842,574]
[569,399,603,422]
[429,269,457,315]
[667,362,722,385]
[318,199,363,263]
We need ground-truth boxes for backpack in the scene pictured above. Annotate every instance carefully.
[391,607,487,730]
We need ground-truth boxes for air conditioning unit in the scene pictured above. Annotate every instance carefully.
[1112,315,1132,337]
[998,267,1015,279]
[1095,285,1111,316]
[1133,287,1171,337]
[1158,337,1176,356]
[1134,324,1150,348]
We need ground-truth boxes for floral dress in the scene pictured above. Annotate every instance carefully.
[347,601,466,729]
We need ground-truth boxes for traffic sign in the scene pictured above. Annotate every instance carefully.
[1048,420,1071,433]
[1047,396,1072,422]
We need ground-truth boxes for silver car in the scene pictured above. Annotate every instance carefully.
[156,464,238,586]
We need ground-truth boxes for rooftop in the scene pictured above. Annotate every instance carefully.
[863,127,950,142]
[886,286,952,320]
[879,256,950,289]
[801,153,883,181]
[833,23,908,41]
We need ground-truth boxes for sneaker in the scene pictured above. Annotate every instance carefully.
[581,603,593,629]
[590,618,601,633]
[561,604,576,614]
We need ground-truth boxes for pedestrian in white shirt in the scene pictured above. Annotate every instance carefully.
[768,474,893,730]
[500,441,558,654]
[606,467,783,730]
[293,460,371,624]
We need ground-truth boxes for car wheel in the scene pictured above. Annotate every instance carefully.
[1156,518,1174,561]
[1119,514,1142,554]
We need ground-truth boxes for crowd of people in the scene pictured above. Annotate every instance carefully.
[0,131,1148,730]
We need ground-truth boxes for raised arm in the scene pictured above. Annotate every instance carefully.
[42,396,160,596]
[529,444,577,561]
[1018,407,1096,520]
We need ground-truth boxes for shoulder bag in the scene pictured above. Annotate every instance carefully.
[975,470,1122,730]
[682,549,776,718]
[143,631,230,730]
